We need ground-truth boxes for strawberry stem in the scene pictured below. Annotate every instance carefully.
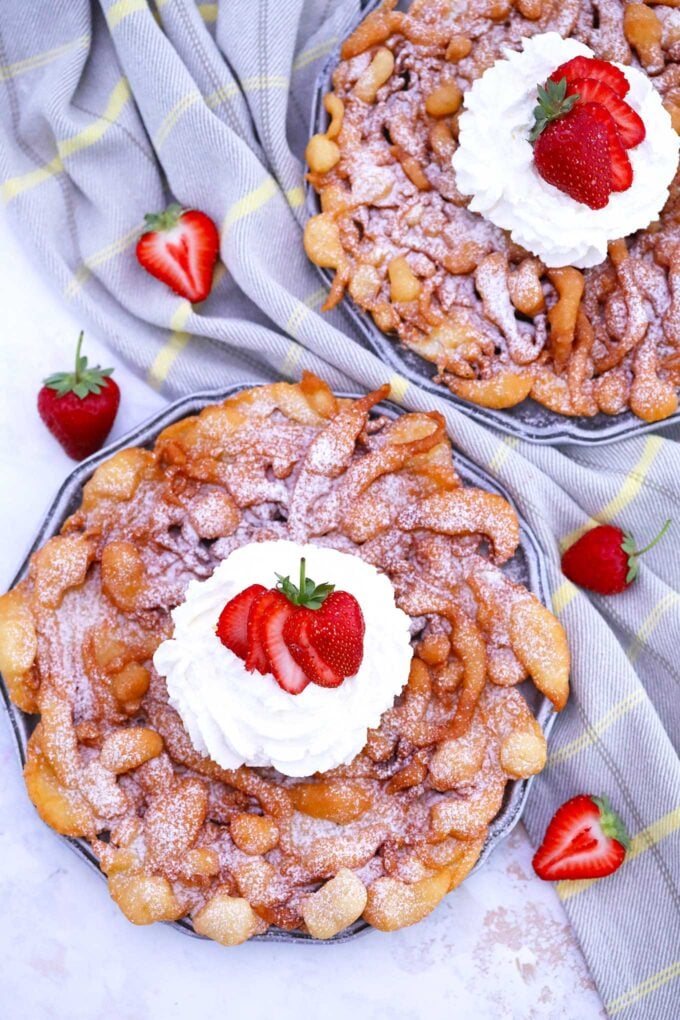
[276,558,335,610]
[143,203,184,233]
[42,332,114,400]
[74,330,84,384]
[632,519,671,558]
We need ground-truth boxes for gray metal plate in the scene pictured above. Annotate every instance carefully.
[1,383,557,944]
[305,0,680,446]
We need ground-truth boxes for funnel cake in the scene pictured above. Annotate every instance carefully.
[0,375,569,943]
[304,0,680,423]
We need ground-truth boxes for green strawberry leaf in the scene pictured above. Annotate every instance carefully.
[592,795,630,850]
[143,202,184,233]
[529,76,580,142]
[625,559,639,584]
[276,558,334,610]
[621,522,671,586]
[621,532,636,555]
[43,332,115,401]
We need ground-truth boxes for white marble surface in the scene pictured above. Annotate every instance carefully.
[0,203,605,1020]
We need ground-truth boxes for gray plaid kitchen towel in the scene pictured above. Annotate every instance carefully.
[0,2,678,1016]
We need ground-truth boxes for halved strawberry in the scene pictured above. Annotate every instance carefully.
[566,77,645,149]
[549,56,630,99]
[586,103,633,192]
[216,583,267,660]
[261,593,310,695]
[308,591,365,677]
[245,589,279,675]
[284,608,344,688]
[533,794,630,881]
[136,204,220,303]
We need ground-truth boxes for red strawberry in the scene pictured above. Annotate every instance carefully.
[277,557,365,687]
[307,591,365,677]
[284,608,344,688]
[533,795,629,881]
[37,332,120,461]
[245,589,280,675]
[586,103,633,192]
[533,101,612,210]
[561,520,671,595]
[136,203,220,303]
[261,593,310,695]
[549,56,630,100]
[216,584,267,660]
[565,77,645,149]
[218,557,366,693]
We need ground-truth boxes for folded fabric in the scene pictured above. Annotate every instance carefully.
[0,2,678,1016]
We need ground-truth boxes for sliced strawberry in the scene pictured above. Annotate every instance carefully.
[549,56,629,99]
[136,204,220,303]
[534,103,612,210]
[284,608,344,688]
[586,103,633,192]
[216,584,267,660]
[308,591,365,677]
[533,794,629,881]
[261,593,310,695]
[566,77,645,149]
[245,589,279,675]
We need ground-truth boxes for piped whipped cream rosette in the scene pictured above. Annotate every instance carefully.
[153,540,413,777]
[453,32,679,268]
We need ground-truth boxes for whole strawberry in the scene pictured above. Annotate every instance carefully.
[38,332,120,461]
[533,794,629,882]
[136,203,219,303]
[561,520,671,595]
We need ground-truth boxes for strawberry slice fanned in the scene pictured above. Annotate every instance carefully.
[261,593,311,695]
[566,77,645,149]
[549,55,630,99]
[308,591,365,677]
[216,584,267,660]
[214,556,366,694]
[533,794,630,881]
[245,589,280,675]
[284,608,345,688]
[136,204,220,303]
[586,103,633,192]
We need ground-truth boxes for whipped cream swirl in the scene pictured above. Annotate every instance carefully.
[153,540,413,777]
[453,33,679,268]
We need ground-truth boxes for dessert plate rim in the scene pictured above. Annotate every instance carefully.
[305,0,680,447]
[1,381,558,945]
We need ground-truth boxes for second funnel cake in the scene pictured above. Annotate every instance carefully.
[304,0,680,424]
